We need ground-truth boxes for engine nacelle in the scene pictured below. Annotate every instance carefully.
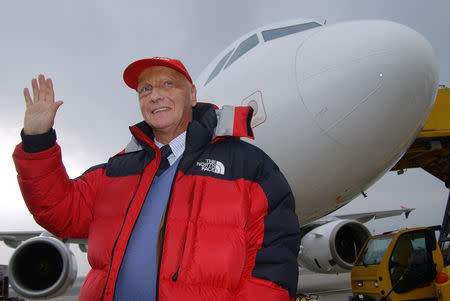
[8,234,77,299]
[298,220,370,273]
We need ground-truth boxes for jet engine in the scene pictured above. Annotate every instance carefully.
[297,220,370,273]
[7,234,77,299]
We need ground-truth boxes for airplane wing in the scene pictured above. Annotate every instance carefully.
[1,206,412,250]
[0,231,43,248]
[334,208,414,223]
[301,207,414,234]
[391,88,450,186]
[0,231,88,252]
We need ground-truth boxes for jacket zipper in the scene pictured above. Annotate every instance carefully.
[156,124,203,296]
[100,173,144,300]
[100,126,194,300]
[155,152,186,299]
[161,133,201,287]
[100,137,160,300]
[171,227,188,281]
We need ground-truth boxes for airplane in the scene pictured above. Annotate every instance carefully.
[0,18,440,299]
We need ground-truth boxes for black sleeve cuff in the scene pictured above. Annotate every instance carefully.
[21,128,57,153]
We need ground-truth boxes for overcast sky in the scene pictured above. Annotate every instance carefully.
[1,0,449,276]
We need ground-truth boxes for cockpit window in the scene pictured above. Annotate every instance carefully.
[262,22,321,42]
[204,49,234,86]
[224,34,259,69]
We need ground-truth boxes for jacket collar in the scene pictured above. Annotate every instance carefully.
[126,103,253,153]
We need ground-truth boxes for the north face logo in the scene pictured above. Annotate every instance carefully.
[196,159,225,175]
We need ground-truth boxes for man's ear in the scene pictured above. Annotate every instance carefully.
[190,85,197,106]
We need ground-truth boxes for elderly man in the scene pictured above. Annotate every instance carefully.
[13,57,300,300]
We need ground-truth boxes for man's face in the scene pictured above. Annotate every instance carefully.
[137,66,197,142]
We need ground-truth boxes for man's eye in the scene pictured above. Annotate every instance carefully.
[164,81,173,86]
[139,86,151,94]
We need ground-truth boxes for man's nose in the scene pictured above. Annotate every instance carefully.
[150,87,164,102]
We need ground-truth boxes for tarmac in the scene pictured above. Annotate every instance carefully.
[11,271,354,300]
[297,271,353,300]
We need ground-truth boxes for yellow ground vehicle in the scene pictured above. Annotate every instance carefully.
[350,88,450,300]
[351,226,450,300]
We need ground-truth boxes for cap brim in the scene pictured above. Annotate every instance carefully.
[123,58,192,90]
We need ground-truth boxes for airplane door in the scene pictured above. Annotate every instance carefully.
[241,90,266,128]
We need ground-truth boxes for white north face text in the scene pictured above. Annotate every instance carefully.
[196,159,225,175]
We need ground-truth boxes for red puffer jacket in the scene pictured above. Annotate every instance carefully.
[13,103,300,300]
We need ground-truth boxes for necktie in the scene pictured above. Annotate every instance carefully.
[155,145,172,176]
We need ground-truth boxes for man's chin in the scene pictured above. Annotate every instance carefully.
[145,116,172,128]
[145,120,174,132]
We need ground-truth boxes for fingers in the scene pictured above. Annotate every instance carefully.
[47,78,55,101]
[26,74,56,103]
[53,100,64,114]
[31,78,38,103]
[23,88,32,107]
[38,74,49,101]
[23,74,62,135]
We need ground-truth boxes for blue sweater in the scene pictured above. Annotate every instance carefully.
[114,158,180,300]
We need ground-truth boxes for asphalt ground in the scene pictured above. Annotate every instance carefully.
[296,271,353,300]
[12,271,354,300]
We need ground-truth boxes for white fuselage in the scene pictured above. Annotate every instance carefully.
[196,19,438,225]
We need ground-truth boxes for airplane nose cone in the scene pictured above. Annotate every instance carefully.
[296,20,438,156]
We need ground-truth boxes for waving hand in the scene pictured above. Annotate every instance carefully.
[23,74,63,135]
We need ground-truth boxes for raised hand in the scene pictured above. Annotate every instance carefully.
[23,74,63,135]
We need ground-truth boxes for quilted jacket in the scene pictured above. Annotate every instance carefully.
[13,103,300,300]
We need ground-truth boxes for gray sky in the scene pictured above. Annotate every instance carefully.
[1,0,449,276]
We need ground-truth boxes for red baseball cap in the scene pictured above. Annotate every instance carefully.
[123,57,193,90]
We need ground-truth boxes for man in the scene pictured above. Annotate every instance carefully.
[13,57,300,300]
